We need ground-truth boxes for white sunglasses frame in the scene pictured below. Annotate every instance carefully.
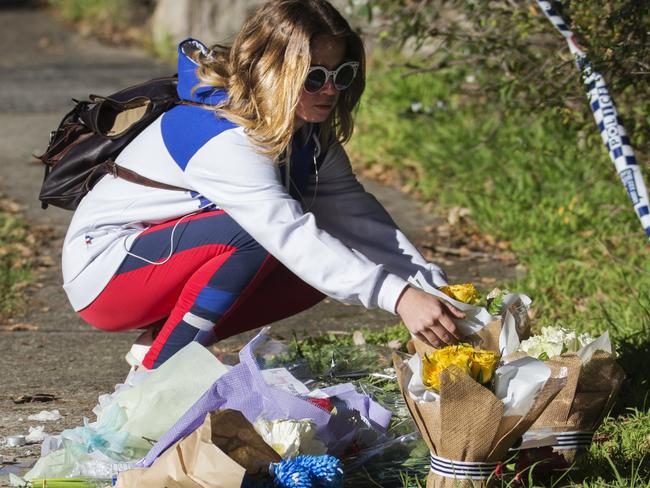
[304,61,360,93]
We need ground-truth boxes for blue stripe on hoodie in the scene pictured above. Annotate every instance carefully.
[161,39,235,170]
[162,38,321,192]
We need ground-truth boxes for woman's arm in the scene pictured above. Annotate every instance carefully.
[308,141,449,289]
[184,129,461,345]
[307,142,464,345]
[183,127,407,314]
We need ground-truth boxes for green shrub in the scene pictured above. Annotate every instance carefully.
[50,0,130,23]
[348,0,650,155]
[48,0,154,37]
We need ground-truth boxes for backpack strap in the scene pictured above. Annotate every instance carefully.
[105,160,188,192]
[103,99,207,192]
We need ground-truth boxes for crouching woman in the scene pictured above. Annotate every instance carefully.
[61,0,463,369]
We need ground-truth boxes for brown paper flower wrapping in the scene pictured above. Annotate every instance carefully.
[116,409,280,488]
[394,353,566,488]
[518,350,625,463]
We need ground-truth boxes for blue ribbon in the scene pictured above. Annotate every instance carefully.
[270,455,343,488]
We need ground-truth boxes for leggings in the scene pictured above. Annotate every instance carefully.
[79,210,325,369]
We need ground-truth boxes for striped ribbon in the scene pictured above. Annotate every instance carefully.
[511,429,595,451]
[429,453,498,480]
[553,430,594,450]
[535,0,650,239]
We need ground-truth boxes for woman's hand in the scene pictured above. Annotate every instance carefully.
[396,286,465,347]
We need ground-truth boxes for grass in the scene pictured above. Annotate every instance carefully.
[345,50,650,486]
[25,4,650,483]
[49,0,132,26]
[48,0,178,65]
[0,197,37,320]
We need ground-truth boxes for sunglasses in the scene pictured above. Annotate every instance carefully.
[304,61,360,94]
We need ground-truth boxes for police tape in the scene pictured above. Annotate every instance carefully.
[535,0,650,239]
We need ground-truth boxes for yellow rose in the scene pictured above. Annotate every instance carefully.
[422,345,473,391]
[470,350,499,385]
[421,344,499,392]
[422,355,443,391]
[439,284,481,304]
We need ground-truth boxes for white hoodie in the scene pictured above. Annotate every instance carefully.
[61,39,447,313]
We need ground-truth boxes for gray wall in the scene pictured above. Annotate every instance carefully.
[152,0,354,49]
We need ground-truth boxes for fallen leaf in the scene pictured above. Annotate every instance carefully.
[12,393,57,404]
[38,255,55,267]
[1,323,39,332]
[498,251,517,262]
[447,206,471,226]
[37,36,51,49]
[211,344,241,354]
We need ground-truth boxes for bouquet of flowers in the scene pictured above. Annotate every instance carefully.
[17,331,395,488]
[513,326,625,462]
[115,409,344,488]
[394,342,567,488]
[519,325,595,360]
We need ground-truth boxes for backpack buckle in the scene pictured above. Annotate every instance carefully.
[106,160,118,177]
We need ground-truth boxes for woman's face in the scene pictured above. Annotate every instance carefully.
[295,35,346,129]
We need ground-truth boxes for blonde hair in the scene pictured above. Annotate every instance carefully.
[191,0,365,160]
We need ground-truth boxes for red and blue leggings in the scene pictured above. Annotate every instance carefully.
[78,210,324,369]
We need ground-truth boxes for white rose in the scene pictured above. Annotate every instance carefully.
[253,418,326,458]
[519,327,565,358]
[563,330,581,353]
[520,336,546,358]
[541,326,569,345]
[542,340,565,358]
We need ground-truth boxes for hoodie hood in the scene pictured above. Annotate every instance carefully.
[177,38,228,105]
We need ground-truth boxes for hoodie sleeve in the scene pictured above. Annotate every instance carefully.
[307,141,449,289]
[183,127,408,313]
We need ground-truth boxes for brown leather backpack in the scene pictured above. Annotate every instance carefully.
[37,75,186,210]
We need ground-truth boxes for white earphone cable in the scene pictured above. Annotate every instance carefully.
[123,210,199,266]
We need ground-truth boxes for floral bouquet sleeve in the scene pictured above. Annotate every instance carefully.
[514,328,625,462]
[393,344,566,487]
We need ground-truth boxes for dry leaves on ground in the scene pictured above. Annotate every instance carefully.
[0,322,39,332]
[421,205,517,265]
